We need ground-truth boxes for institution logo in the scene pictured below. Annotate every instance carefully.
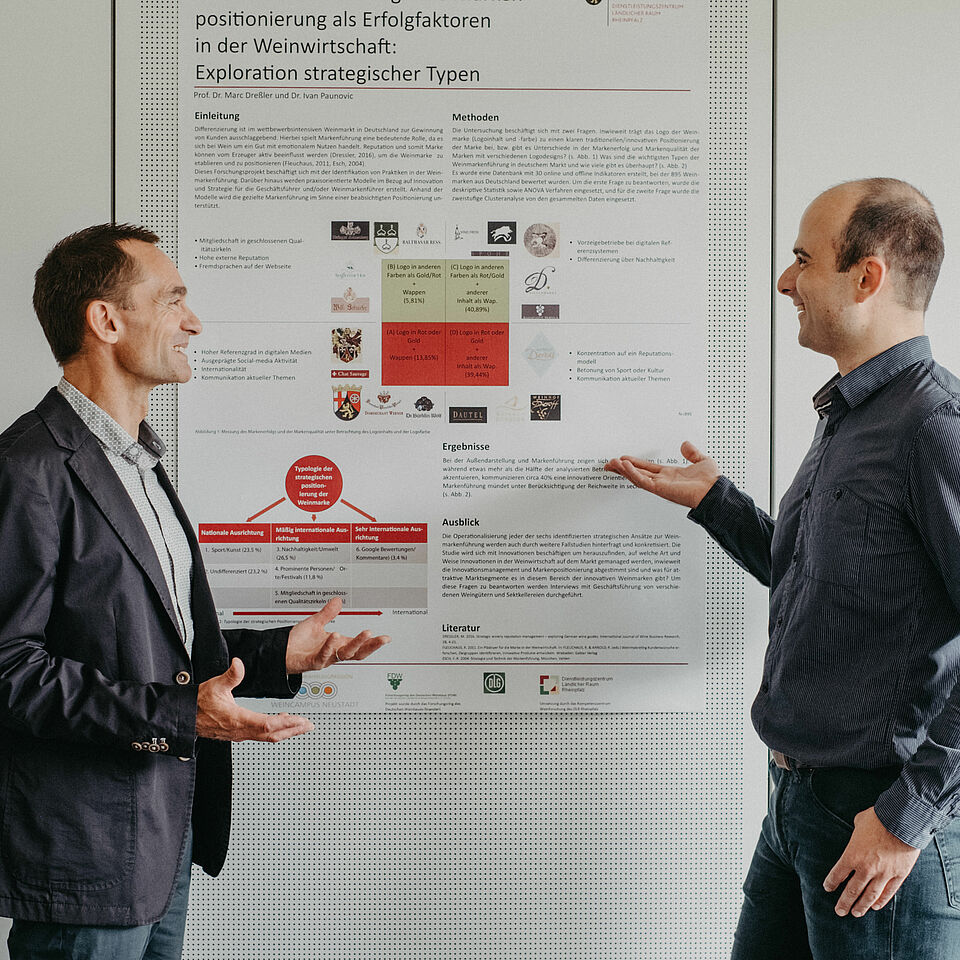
[405,222,442,247]
[374,221,400,254]
[403,222,443,247]
[524,223,559,258]
[333,386,362,421]
[487,221,517,244]
[531,395,561,421]
[495,395,525,422]
[387,673,403,691]
[524,265,557,294]
[299,681,338,700]
[449,406,488,424]
[452,223,482,242]
[331,221,369,241]
[334,261,368,281]
[408,396,440,420]
[521,304,560,320]
[483,672,506,695]
[540,676,560,695]
[366,389,402,412]
[331,288,370,313]
[331,327,363,364]
[524,333,558,376]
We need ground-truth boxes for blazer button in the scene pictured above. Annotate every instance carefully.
[132,741,143,751]
[176,671,191,685]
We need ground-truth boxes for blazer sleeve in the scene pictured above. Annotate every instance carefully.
[0,456,199,757]
[225,624,301,700]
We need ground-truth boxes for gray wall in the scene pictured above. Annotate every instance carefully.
[0,2,111,951]
[773,0,960,499]
[0,1,112,427]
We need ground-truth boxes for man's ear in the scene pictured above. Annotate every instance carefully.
[854,256,887,303]
[84,299,121,346]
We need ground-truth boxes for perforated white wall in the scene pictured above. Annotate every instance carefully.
[10,3,960,959]
[120,2,773,957]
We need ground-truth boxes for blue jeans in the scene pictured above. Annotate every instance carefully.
[732,763,960,959]
[7,833,192,960]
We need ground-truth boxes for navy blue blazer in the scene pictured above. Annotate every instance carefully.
[0,389,299,925]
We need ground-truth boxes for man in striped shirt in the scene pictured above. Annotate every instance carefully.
[607,179,960,958]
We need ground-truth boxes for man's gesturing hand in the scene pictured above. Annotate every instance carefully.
[604,441,720,510]
[823,807,921,917]
[285,596,391,674]
[196,658,314,742]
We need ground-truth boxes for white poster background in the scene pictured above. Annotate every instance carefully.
[178,0,708,712]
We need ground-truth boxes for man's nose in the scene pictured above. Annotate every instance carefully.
[184,308,202,335]
[777,263,797,296]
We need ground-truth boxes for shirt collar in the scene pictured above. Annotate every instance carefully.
[811,336,932,418]
[57,378,165,471]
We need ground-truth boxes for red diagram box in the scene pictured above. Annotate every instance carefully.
[381,322,509,386]
[198,523,427,544]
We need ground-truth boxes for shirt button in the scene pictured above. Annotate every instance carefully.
[176,671,191,685]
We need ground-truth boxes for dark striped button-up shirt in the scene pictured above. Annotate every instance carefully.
[691,336,960,848]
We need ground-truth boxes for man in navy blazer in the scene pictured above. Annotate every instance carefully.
[0,224,390,959]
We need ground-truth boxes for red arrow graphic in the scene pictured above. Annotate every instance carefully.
[340,499,377,521]
[246,497,286,522]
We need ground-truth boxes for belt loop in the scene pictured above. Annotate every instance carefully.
[771,750,792,771]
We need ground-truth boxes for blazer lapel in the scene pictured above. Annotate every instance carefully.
[67,441,185,639]
[37,389,183,639]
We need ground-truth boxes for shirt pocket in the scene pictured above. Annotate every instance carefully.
[804,483,869,588]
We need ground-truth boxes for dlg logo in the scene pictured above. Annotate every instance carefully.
[483,672,506,694]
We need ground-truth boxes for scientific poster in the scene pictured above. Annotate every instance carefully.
[177,0,708,712]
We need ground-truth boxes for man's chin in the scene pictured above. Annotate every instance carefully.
[164,367,192,385]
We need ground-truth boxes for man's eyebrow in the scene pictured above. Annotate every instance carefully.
[793,246,811,259]
[167,285,188,298]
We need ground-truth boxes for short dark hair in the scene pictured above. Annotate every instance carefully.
[834,178,944,312]
[33,223,160,364]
